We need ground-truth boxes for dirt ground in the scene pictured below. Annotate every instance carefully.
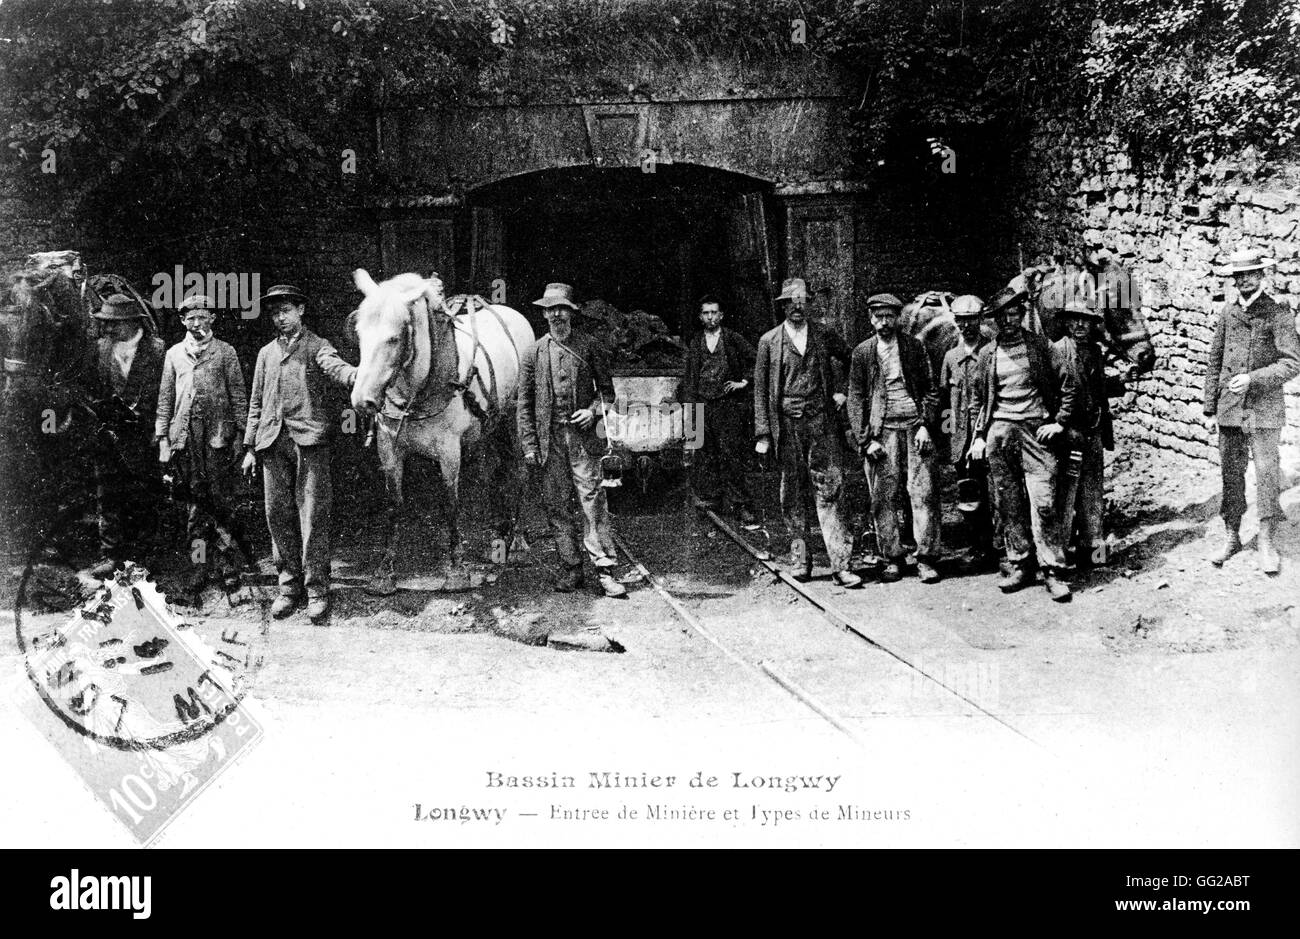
[1,445,1296,848]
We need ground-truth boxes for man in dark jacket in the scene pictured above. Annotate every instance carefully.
[1053,298,1114,568]
[241,284,357,624]
[85,294,166,577]
[517,282,625,598]
[753,277,861,587]
[939,294,998,567]
[682,294,756,523]
[969,286,1077,601]
[848,293,942,583]
[1204,249,1300,574]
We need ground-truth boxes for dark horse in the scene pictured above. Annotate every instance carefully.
[0,251,155,556]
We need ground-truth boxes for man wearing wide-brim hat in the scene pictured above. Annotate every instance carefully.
[517,282,625,597]
[753,277,861,587]
[156,293,250,597]
[1052,298,1113,567]
[847,292,943,584]
[83,294,167,578]
[969,283,1077,601]
[242,283,359,623]
[1203,248,1300,574]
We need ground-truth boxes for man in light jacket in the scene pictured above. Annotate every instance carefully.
[156,294,249,595]
[242,284,357,624]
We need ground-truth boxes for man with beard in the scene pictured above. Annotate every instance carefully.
[84,294,166,578]
[753,277,861,587]
[517,282,626,598]
[847,293,942,584]
[969,286,1077,601]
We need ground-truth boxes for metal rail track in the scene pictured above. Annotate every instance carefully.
[613,509,1044,752]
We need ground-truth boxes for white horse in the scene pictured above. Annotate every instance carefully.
[350,269,535,594]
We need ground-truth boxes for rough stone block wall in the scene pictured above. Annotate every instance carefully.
[1017,123,1300,467]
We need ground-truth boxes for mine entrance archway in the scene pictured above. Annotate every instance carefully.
[467,165,778,343]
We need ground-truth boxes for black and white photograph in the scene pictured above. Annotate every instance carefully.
[0,0,1296,877]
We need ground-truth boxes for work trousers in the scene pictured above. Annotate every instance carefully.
[175,439,247,575]
[986,418,1066,569]
[95,434,161,560]
[542,422,617,570]
[1056,433,1105,560]
[1218,425,1284,527]
[777,411,853,572]
[866,422,941,561]
[261,430,333,599]
[690,396,754,509]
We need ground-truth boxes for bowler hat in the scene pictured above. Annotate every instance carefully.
[93,294,145,321]
[258,283,308,307]
[866,292,904,311]
[1218,248,1276,275]
[774,277,808,303]
[950,294,986,318]
[533,282,579,311]
[986,285,1030,316]
[177,294,216,315]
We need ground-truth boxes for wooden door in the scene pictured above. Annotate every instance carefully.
[469,207,506,299]
[379,218,455,282]
[725,191,777,340]
[785,200,855,341]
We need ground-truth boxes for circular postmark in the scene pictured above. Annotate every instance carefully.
[13,496,262,752]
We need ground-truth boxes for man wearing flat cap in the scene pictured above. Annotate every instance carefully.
[1204,248,1300,574]
[969,284,1077,602]
[517,282,626,598]
[940,294,999,567]
[753,277,861,587]
[156,294,250,596]
[1053,298,1113,567]
[85,294,166,577]
[848,293,943,583]
[242,284,358,624]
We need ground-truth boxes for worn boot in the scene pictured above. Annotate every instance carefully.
[1208,521,1242,567]
[1258,520,1281,575]
[998,564,1032,593]
[1042,567,1072,603]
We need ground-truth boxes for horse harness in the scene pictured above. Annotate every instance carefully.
[380,294,521,438]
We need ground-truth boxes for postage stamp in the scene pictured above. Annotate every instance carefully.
[11,561,265,845]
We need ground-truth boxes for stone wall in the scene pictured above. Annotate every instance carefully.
[1015,123,1300,466]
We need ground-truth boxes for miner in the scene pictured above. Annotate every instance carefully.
[847,293,942,584]
[969,285,1077,601]
[1204,248,1300,574]
[682,293,757,524]
[753,277,861,587]
[938,293,999,568]
[1053,297,1113,567]
[517,282,626,598]
[84,294,166,578]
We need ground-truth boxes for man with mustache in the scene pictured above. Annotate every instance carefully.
[753,277,861,587]
[848,293,942,584]
[517,282,626,598]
